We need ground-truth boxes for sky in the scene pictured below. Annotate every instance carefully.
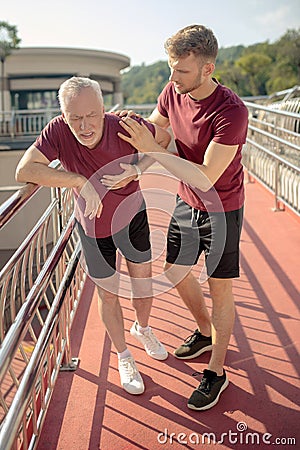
[2,0,300,67]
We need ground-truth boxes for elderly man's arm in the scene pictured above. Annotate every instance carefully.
[16,145,103,219]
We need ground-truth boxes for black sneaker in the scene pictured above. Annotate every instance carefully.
[187,369,229,411]
[174,329,212,359]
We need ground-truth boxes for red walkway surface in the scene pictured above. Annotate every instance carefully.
[37,168,300,450]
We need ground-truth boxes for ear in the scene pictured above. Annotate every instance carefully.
[61,112,68,124]
[203,62,215,77]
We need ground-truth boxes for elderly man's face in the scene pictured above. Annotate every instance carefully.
[62,87,105,149]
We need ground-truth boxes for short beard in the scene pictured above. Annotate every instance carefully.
[173,75,203,96]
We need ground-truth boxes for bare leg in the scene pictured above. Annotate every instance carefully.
[126,260,153,327]
[207,278,235,375]
[164,262,211,336]
[164,263,234,374]
[95,274,127,353]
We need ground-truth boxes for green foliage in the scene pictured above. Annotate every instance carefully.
[0,21,21,60]
[216,45,245,64]
[121,29,300,103]
[235,52,273,95]
[122,61,170,104]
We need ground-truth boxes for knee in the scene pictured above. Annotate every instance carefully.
[97,286,118,305]
[163,261,191,286]
[208,278,233,302]
[131,277,153,299]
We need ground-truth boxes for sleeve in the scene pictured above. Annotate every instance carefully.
[157,82,171,118]
[34,118,61,162]
[212,104,249,146]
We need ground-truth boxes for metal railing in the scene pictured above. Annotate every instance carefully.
[0,109,60,138]
[0,162,86,449]
[244,101,300,214]
[0,105,120,139]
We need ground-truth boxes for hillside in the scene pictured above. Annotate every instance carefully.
[121,29,300,104]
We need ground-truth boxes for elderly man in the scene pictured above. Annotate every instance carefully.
[16,76,171,395]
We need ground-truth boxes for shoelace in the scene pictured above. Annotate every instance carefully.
[191,371,213,394]
[119,359,137,381]
[198,376,212,394]
[184,330,200,344]
[143,330,162,351]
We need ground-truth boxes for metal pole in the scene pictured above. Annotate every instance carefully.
[1,56,4,132]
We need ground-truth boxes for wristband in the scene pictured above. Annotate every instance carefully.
[133,164,142,181]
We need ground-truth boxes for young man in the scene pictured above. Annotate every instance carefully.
[15,76,171,395]
[117,25,249,410]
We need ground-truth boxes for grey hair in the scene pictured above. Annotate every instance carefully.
[58,76,103,112]
[164,24,218,62]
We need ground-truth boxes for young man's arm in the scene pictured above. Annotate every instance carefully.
[101,121,171,190]
[16,145,103,219]
[117,114,238,192]
[148,107,170,129]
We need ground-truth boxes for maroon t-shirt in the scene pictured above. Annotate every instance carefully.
[157,81,249,212]
[34,113,155,237]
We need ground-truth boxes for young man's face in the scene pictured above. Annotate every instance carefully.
[168,53,213,96]
[62,87,105,149]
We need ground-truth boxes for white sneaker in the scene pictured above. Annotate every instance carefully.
[130,321,168,361]
[118,356,145,395]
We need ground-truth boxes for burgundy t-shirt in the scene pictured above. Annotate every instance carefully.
[157,81,249,212]
[34,113,155,237]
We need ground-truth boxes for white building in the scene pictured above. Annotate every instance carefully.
[1,46,130,111]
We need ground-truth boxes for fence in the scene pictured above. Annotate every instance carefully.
[244,101,300,214]
[0,161,85,450]
[0,109,60,138]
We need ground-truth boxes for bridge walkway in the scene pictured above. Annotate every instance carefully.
[37,168,300,450]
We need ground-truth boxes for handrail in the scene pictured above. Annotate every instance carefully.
[0,160,60,231]
[0,158,85,448]
[0,214,75,384]
[243,101,300,214]
[244,101,300,119]
[246,135,300,173]
[248,124,300,153]
[0,240,82,450]
[0,196,59,340]
[0,183,40,230]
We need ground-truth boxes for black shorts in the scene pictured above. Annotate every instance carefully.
[77,201,151,279]
[166,196,243,278]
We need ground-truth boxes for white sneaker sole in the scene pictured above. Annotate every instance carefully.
[174,344,213,360]
[122,383,145,395]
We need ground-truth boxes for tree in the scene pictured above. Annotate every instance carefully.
[0,21,21,116]
[267,29,300,92]
[235,52,272,95]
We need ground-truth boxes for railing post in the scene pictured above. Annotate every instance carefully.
[59,291,79,372]
[9,109,15,137]
[273,160,285,211]
[51,187,59,242]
